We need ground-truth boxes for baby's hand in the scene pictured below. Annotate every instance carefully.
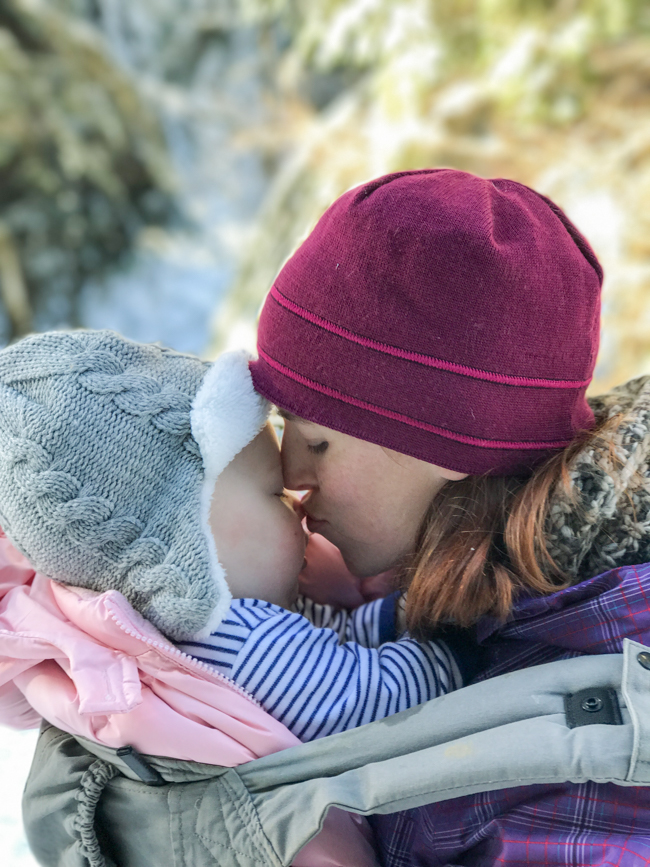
[299,533,365,608]
[299,533,397,608]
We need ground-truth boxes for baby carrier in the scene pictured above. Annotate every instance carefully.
[5,336,650,865]
[22,639,650,867]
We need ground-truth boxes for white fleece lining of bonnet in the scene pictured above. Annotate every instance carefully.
[190,350,270,639]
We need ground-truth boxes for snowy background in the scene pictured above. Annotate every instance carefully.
[1,729,39,866]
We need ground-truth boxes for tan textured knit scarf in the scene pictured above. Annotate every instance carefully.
[547,375,650,583]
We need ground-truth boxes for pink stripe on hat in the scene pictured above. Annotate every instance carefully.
[258,347,574,451]
[269,285,593,390]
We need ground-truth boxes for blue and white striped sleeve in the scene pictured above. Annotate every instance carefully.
[177,598,462,742]
[293,595,388,647]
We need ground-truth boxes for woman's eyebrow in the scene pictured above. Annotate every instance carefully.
[277,409,299,421]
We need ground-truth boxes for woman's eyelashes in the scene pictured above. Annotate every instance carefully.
[307,441,329,455]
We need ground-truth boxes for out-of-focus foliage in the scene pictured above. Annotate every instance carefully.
[214,0,650,392]
[3,0,648,385]
[0,0,174,338]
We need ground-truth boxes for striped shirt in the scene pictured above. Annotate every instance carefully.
[176,595,462,741]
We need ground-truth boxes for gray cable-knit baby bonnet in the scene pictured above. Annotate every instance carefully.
[0,330,269,640]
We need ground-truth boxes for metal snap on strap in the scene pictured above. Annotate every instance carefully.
[637,651,650,671]
[565,687,623,728]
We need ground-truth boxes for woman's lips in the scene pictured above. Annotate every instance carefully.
[306,515,328,534]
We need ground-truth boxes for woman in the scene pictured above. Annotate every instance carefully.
[250,168,650,865]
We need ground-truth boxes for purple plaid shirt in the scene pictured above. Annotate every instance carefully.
[371,563,650,867]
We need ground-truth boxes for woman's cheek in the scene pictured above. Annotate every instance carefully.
[321,470,365,520]
[337,493,391,544]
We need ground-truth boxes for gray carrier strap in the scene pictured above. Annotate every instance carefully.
[22,639,650,867]
[239,639,650,865]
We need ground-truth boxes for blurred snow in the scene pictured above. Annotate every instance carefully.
[79,233,233,355]
[76,2,271,357]
[0,728,39,867]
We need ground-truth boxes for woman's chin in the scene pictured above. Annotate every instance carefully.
[308,524,398,578]
[337,547,394,580]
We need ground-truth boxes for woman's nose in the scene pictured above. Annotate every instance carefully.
[281,424,316,492]
[281,449,315,492]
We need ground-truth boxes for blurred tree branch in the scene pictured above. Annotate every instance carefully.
[0,221,30,335]
[0,0,176,339]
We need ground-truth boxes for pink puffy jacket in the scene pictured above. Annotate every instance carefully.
[0,534,378,867]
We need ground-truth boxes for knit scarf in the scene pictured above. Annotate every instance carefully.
[547,375,650,583]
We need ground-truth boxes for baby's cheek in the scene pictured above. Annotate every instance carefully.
[214,508,249,549]
[279,512,306,570]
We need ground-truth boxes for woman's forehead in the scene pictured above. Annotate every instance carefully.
[277,408,317,428]
[276,408,300,422]
[277,410,332,435]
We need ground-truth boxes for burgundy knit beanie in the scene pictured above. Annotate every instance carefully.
[250,169,603,475]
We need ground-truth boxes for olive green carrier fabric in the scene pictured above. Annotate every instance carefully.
[22,639,650,867]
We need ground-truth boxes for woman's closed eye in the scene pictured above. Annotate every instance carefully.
[307,441,329,455]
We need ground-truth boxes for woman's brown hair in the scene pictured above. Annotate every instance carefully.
[403,413,622,639]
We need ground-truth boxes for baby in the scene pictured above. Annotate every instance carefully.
[0,330,466,742]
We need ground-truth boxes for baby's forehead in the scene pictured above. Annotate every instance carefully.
[237,422,282,476]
